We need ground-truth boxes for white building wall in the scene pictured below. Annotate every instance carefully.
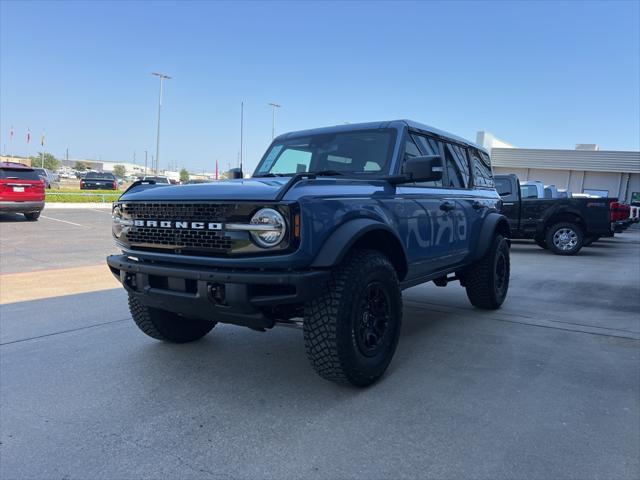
[493,166,640,201]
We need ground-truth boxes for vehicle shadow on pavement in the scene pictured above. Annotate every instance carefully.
[0,213,29,222]
[509,245,610,257]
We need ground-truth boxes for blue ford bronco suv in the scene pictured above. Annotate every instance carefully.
[107,120,510,386]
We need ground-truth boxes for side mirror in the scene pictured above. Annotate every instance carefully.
[229,168,243,180]
[403,155,442,182]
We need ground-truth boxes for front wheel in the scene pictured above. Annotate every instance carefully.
[303,250,402,387]
[462,234,510,310]
[128,294,216,343]
[545,222,584,255]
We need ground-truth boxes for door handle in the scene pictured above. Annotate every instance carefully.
[440,201,456,212]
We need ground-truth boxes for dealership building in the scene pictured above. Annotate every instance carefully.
[477,131,640,203]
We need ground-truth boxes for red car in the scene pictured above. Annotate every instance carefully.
[0,162,46,220]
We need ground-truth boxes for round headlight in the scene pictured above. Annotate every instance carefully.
[250,208,286,248]
[112,204,132,239]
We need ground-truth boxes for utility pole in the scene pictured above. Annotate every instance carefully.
[268,102,281,139]
[151,72,171,174]
[240,101,244,174]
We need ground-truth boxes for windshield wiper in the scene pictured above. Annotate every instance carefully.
[308,170,345,176]
[255,173,289,178]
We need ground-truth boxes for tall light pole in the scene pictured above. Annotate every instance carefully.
[152,72,171,173]
[268,102,281,139]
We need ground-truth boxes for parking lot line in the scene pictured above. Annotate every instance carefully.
[0,264,120,304]
[40,215,85,227]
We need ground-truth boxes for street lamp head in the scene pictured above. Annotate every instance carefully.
[268,102,281,108]
[152,72,172,79]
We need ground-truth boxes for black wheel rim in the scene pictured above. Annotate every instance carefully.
[495,250,508,298]
[355,282,391,357]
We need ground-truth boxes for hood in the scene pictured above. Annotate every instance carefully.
[119,178,291,202]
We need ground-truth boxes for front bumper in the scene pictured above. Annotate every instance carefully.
[0,201,44,213]
[106,254,329,330]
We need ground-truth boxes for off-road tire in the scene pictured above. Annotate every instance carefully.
[545,222,584,255]
[24,211,40,221]
[534,236,548,249]
[128,294,215,343]
[463,234,510,310]
[303,250,402,387]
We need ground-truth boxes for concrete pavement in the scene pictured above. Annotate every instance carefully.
[1,210,639,479]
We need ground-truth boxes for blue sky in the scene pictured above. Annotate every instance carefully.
[1,0,638,174]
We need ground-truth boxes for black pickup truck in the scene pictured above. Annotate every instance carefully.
[495,174,616,255]
[80,171,118,190]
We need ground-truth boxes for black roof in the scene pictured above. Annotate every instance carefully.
[274,120,488,154]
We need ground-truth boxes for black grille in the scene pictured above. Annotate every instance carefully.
[122,202,234,221]
[125,227,233,253]
[122,202,245,256]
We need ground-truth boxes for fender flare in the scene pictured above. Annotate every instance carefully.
[473,213,511,261]
[310,218,409,277]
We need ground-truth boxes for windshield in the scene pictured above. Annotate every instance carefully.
[254,129,397,177]
[0,168,41,181]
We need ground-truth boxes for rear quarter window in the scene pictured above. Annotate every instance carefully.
[471,150,495,188]
[0,168,41,181]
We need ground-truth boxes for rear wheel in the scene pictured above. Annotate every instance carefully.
[462,235,510,310]
[303,250,402,387]
[24,211,40,221]
[128,294,216,343]
[545,222,584,255]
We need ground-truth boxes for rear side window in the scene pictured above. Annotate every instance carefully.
[0,168,41,181]
[521,185,538,199]
[471,149,494,188]
[443,143,470,188]
[495,178,517,201]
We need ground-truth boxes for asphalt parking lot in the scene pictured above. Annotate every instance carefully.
[1,209,639,480]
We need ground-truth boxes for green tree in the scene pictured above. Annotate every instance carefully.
[112,165,126,178]
[179,168,190,183]
[30,152,60,171]
[74,161,88,171]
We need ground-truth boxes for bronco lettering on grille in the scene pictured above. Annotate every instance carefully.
[132,219,223,230]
